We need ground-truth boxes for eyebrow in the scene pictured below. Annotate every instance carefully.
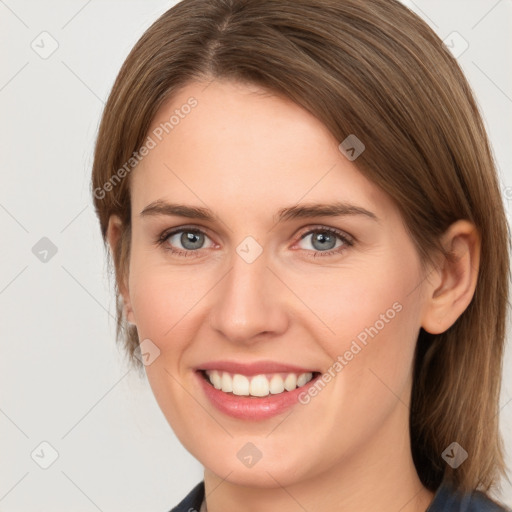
[139,200,379,224]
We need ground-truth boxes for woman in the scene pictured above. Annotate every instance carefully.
[91,0,511,510]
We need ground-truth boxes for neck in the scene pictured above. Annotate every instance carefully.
[203,405,435,512]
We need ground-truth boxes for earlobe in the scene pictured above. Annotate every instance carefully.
[106,215,136,325]
[420,220,481,335]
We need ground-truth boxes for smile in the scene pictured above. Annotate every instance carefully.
[195,360,322,419]
[202,370,316,397]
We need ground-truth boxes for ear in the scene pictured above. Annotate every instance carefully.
[420,220,481,334]
[106,215,136,325]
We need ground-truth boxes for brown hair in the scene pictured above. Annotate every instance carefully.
[91,0,510,496]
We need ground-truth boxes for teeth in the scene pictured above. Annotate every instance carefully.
[284,373,297,391]
[297,373,310,387]
[205,371,314,397]
[269,374,285,394]
[210,370,222,390]
[232,374,250,396]
[221,372,233,393]
[250,374,270,397]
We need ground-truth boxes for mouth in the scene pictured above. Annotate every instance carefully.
[194,360,322,419]
[198,369,320,397]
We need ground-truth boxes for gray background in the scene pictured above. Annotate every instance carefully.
[1,1,511,510]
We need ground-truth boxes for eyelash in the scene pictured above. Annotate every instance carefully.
[155,225,354,259]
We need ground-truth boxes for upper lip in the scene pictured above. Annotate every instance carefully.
[197,360,318,376]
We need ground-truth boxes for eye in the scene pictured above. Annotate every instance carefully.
[296,227,353,257]
[156,227,215,257]
[156,225,354,259]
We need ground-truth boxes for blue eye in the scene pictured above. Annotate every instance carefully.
[297,228,353,257]
[156,225,354,258]
[157,228,214,257]
[169,230,206,250]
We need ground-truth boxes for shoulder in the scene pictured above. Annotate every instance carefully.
[168,481,205,512]
[428,481,511,512]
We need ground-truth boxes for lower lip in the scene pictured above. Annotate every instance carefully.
[196,371,319,420]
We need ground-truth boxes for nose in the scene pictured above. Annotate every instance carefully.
[208,244,289,345]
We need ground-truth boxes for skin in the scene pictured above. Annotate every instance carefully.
[107,79,480,512]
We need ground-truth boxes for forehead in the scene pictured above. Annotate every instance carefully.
[130,79,395,221]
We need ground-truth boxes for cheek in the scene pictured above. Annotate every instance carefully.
[297,256,421,357]
[305,255,423,404]
[129,272,172,338]
[285,264,422,460]
[127,235,215,334]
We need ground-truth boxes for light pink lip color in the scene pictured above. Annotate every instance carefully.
[195,360,320,421]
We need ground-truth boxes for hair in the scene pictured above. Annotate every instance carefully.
[91,0,510,497]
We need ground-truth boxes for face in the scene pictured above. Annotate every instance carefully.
[119,79,433,488]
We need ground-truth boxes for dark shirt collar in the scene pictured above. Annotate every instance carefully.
[171,480,509,512]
